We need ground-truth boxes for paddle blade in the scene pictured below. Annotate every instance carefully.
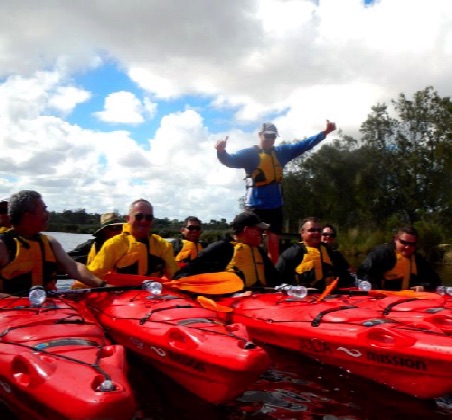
[316,277,339,303]
[371,289,436,299]
[71,280,89,290]
[168,272,244,295]
[197,296,233,312]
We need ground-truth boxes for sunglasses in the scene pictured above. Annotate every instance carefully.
[185,225,201,231]
[134,213,154,222]
[263,134,276,140]
[398,238,416,247]
[321,232,336,238]
[306,228,322,233]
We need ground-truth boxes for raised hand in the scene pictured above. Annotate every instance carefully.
[324,120,336,135]
[214,136,229,152]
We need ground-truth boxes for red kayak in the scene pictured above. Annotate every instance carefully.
[83,286,270,404]
[217,291,452,399]
[346,289,452,334]
[0,295,136,420]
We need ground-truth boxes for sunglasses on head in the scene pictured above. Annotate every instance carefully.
[322,232,336,238]
[263,133,276,140]
[185,225,201,231]
[306,228,322,233]
[134,213,154,222]
[398,238,416,247]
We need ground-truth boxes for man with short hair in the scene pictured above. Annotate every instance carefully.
[175,211,280,288]
[88,199,178,281]
[215,120,336,264]
[0,190,105,295]
[276,217,354,290]
[357,226,442,291]
[172,216,207,264]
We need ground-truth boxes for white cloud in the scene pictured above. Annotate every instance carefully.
[94,91,149,124]
[0,0,451,223]
[48,86,91,115]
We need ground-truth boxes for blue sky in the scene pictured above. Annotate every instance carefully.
[1,0,451,223]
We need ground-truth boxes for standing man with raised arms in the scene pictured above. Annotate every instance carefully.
[215,120,336,263]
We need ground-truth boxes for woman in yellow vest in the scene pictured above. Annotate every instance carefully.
[276,217,354,291]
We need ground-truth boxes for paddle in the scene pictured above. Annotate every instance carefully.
[103,271,244,295]
[250,284,437,300]
[196,296,234,312]
[68,271,245,295]
[315,278,339,303]
[49,285,141,295]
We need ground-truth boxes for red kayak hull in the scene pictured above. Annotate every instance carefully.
[346,290,452,334]
[0,296,136,420]
[84,289,270,404]
[218,292,452,399]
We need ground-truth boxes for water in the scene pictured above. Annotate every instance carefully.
[3,232,452,419]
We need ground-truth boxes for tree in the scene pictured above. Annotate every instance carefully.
[359,86,452,227]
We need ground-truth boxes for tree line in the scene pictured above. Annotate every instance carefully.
[281,86,451,259]
[47,210,229,241]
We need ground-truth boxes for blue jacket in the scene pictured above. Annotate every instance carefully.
[217,131,326,208]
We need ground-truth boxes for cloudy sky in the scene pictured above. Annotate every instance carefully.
[1,0,451,223]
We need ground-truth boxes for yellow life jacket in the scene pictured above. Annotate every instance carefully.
[175,240,203,263]
[383,252,418,290]
[0,227,10,234]
[248,148,283,187]
[88,232,178,280]
[0,232,58,294]
[295,243,335,287]
[226,242,266,288]
[86,242,97,265]
[70,243,101,290]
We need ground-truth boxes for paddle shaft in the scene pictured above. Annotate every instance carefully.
[49,285,141,295]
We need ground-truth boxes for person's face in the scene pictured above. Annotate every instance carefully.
[300,221,322,247]
[126,202,154,240]
[241,225,265,247]
[321,227,336,245]
[26,198,49,232]
[102,224,123,240]
[259,133,276,151]
[395,233,417,257]
[181,220,201,242]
